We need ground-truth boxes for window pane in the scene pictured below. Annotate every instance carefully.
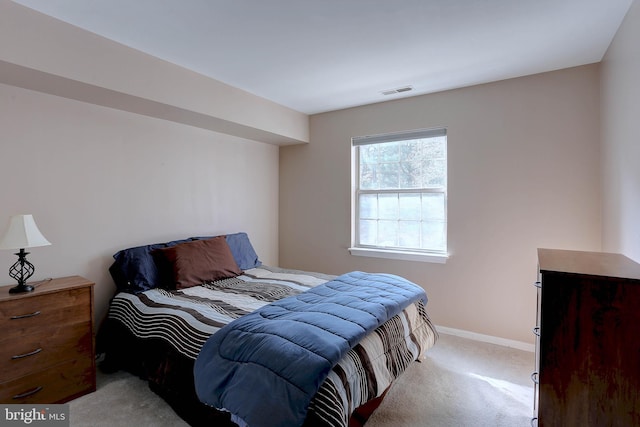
[359,163,376,190]
[360,145,378,164]
[378,194,398,220]
[400,140,422,161]
[421,221,446,251]
[378,220,398,246]
[399,221,420,248]
[424,138,445,158]
[378,144,399,162]
[424,158,446,186]
[422,193,445,220]
[378,162,399,189]
[359,220,377,245]
[399,160,422,188]
[399,193,421,220]
[359,194,378,219]
[399,140,423,188]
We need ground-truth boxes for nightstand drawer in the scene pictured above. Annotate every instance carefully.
[0,322,92,382]
[0,287,90,340]
[0,276,95,404]
[0,357,94,404]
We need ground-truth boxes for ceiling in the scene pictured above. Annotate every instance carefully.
[11,0,633,115]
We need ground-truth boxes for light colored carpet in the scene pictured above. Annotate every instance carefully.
[69,333,534,427]
[366,333,534,427]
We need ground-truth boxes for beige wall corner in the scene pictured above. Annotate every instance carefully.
[601,0,640,263]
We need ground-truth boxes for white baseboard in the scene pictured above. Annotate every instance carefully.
[435,325,535,353]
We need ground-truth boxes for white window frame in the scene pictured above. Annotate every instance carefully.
[349,127,449,264]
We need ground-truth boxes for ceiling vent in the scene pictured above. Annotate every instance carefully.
[381,86,413,96]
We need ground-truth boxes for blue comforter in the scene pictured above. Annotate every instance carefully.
[193,271,427,427]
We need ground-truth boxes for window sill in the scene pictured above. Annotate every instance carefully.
[348,247,448,264]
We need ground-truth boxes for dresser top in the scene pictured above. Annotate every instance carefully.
[538,248,640,281]
[0,276,93,302]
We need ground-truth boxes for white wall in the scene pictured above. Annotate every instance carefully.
[601,0,640,262]
[0,82,279,325]
[280,65,602,343]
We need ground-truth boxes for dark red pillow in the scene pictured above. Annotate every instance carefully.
[157,236,242,289]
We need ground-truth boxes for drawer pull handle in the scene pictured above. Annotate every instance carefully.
[10,311,41,320]
[12,386,43,400]
[12,348,42,360]
[531,371,539,384]
[533,281,541,288]
[532,326,540,336]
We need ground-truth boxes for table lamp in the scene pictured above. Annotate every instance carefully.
[0,214,51,293]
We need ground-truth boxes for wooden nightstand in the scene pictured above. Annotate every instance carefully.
[0,276,96,403]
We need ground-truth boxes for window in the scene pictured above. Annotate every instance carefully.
[350,128,447,262]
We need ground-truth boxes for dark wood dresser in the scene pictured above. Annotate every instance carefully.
[534,249,640,426]
[0,276,96,403]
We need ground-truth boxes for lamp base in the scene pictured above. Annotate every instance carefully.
[7,249,36,294]
[9,283,34,294]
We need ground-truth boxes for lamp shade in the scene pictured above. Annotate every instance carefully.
[0,214,51,250]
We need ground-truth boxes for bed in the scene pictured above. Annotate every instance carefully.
[98,233,438,427]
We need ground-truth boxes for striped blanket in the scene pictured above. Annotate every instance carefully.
[107,266,438,427]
